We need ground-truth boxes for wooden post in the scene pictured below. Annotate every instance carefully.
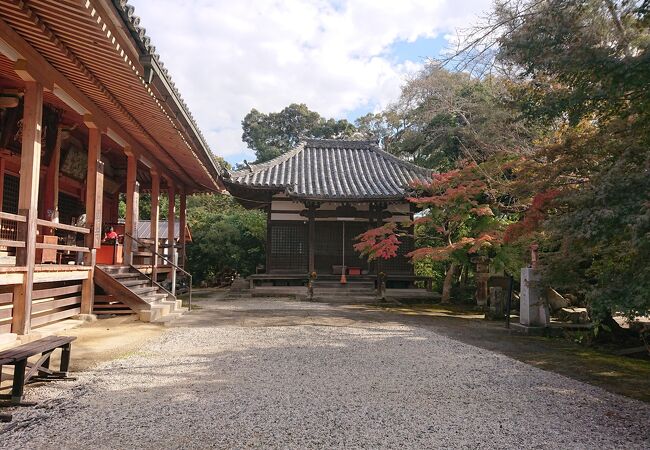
[0,157,5,212]
[42,126,62,228]
[81,122,103,315]
[150,169,160,282]
[167,180,176,295]
[307,203,316,273]
[266,205,272,273]
[179,188,187,269]
[12,80,43,335]
[124,150,137,265]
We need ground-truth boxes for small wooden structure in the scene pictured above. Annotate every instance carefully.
[223,139,432,289]
[0,1,223,339]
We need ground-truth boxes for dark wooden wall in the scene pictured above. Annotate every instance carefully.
[269,221,308,273]
[268,219,413,276]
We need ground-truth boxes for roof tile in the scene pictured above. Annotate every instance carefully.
[227,139,432,200]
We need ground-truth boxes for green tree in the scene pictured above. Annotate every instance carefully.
[355,163,512,303]
[241,103,357,163]
[382,65,538,170]
[458,0,650,321]
[185,194,266,283]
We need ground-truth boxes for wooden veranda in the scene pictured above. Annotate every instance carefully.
[0,0,223,339]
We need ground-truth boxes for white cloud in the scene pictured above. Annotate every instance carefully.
[130,0,492,163]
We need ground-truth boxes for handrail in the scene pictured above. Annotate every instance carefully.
[123,232,192,311]
[129,264,175,298]
[36,219,90,234]
[0,211,26,223]
[35,242,89,253]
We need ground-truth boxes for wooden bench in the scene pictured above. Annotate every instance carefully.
[0,335,76,422]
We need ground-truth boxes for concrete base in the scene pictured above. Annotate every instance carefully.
[73,314,97,323]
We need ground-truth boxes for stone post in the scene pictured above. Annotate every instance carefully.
[519,268,549,326]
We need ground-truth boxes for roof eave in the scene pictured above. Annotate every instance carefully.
[142,54,222,179]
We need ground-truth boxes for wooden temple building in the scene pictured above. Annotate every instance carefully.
[0,0,222,343]
[224,139,432,293]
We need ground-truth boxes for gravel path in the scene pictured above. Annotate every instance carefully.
[2,298,649,449]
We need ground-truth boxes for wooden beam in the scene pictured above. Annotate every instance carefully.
[13,59,53,90]
[0,272,25,286]
[150,169,160,282]
[13,80,43,335]
[124,151,138,265]
[33,270,89,284]
[0,18,190,189]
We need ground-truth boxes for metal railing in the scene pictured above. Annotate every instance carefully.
[123,233,193,311]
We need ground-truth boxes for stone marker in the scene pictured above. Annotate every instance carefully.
[520,268,549,327]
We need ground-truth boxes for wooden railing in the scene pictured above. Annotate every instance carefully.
[0,211,26,250]
[36,219,89,235]
[35,218,90,254]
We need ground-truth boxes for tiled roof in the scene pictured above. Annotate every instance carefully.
[111,0,216,170]
[226,139,432,200]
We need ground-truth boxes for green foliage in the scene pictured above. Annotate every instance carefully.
[132,193,266,284]
[185,194,266,283]
[381,65,538,170]
[241,103,357,163]
[487,0,650,319]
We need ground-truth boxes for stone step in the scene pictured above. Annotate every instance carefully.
[138,303,171,322]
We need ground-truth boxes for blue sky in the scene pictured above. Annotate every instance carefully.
[130,0,492,165]
[344,35,449,123]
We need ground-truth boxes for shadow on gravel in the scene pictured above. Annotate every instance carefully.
[179,296,650,403]
[5,315,648,450]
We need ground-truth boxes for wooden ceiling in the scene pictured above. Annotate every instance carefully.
[0,0,223,192]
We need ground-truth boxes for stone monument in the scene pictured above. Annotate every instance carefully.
[519,245,549,327]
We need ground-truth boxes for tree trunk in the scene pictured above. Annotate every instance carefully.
[441,261,458,304]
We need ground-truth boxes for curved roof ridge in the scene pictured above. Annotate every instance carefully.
[224,138,432,201]
[372,145,433,177]
[230,142,306,178]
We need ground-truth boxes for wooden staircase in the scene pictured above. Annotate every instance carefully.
[131,238,155,267]
[94,265,186,322]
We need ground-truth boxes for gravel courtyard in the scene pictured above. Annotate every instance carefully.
[2,298,649,449]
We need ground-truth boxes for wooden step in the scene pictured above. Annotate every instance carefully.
[112,272,142,280]
[133,251,153,257]
[121,279,151,287]
[131,286,158,296]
